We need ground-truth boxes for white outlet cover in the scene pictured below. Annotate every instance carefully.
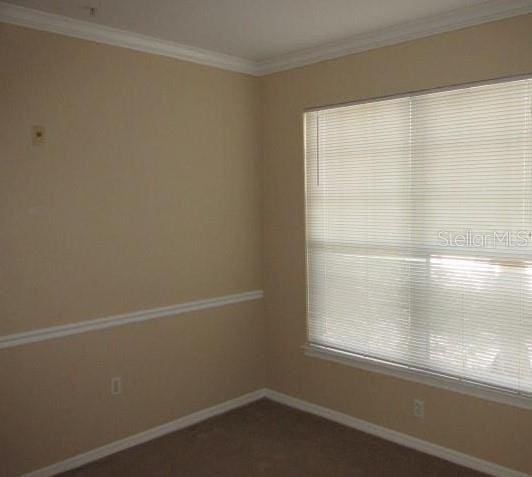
[414,398,425,418]
[111,377,122,395]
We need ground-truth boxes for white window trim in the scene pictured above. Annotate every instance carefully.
[303,343,532,409]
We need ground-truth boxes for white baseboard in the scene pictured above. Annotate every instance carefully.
[22,388,528,477]
[265,390,529,477]
[23,389,267,477]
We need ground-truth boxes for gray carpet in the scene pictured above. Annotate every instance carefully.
[61,399,485,476]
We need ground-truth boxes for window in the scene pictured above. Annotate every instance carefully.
[304,77,532,404]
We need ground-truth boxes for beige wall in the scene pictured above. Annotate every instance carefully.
[260,14,532,475]
[0,301,264,476]
[0,23,264,476]
[0,24,262,335]
[2,12,532,477]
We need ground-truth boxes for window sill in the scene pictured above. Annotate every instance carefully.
[303,343,532,410]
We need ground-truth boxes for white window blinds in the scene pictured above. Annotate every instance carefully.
[304,77,532,397]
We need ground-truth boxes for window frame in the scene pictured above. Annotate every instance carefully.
[302,73,532,409]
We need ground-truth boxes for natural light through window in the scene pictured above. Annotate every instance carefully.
[304,77,532,399]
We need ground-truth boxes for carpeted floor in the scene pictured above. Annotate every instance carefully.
[61,399,485,476]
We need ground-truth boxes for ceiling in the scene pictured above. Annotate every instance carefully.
[1,0,531,74]
[1,0,516,61]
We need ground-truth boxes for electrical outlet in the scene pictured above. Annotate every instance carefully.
[413,398,425,418]
[111,377,122,396]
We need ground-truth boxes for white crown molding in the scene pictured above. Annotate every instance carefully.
[22,389,268,477]
[21,388,528,477]
[0,289,263,350]
[0,2,257,75]
[265,390,529,477]
[255,0,532,75]
[0,1,531,75]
